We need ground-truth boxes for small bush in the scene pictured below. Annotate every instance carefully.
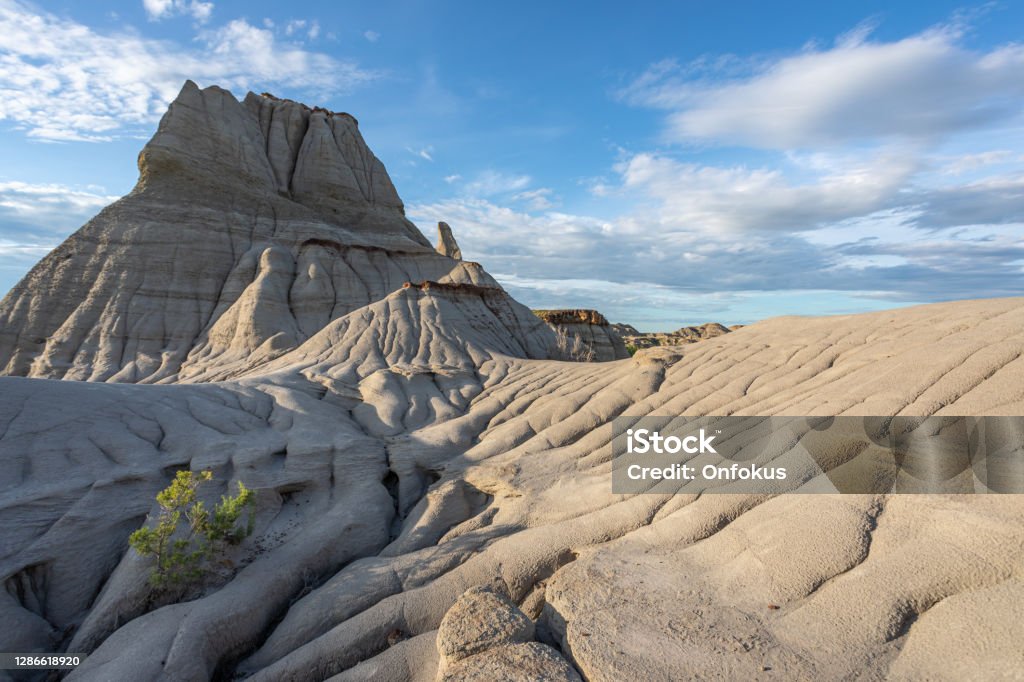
[129,470,255,590]
[625,344,638,356]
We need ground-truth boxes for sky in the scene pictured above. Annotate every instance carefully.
[1,1,1023,330]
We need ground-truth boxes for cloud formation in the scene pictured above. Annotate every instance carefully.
[460,171,532,197]
[0,181,119,244]
[142,0,213,23]
[471,16,1023,324]
[614,150,920,233]
[0,1,377,141]
[513,188,556,211]
[410,187,1024,325]
[0,181,120,280]
[620,25,1024,148]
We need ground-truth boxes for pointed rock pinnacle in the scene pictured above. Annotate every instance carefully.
[437,222,463,260]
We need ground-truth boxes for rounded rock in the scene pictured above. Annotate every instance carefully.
[437,586,536,664]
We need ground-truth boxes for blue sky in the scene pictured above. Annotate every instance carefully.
[1,1,1023,329]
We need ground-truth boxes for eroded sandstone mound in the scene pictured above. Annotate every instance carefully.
[0,296,1020,681]
[0,82,554,384]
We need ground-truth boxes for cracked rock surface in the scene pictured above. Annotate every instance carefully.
[436,586,536,665]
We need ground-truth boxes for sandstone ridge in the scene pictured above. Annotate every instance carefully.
[614,321,734,350]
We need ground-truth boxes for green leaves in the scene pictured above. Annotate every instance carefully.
[208,482,255,544]
[129,470,255,590]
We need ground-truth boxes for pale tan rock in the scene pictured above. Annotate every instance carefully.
[887,578,1024,681]
[439,642,582,681]
[613,321,732,350]
[437,222,463,260]
[0,82,516,384]
[534,309,629,361]
[1,81,1023,682]
[0,296,1019,682]
[328,631,440,682]
[436,586,535,665]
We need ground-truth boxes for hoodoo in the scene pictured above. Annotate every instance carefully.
[436,221,463,260]
[0,82,554,384]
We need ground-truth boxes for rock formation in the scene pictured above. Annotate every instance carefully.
[436,222,463,260]
[436,587,579,681]
[533,309,630,361]
[1,83,1023,682]
[0,82,550,384]
[613,321,733,350]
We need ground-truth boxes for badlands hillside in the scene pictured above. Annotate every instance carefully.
[1,83,1022,681]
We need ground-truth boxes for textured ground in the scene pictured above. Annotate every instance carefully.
[1,82,1022,681]
[1,296,1021,681]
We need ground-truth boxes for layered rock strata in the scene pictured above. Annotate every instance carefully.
[0,82,538,383]
[613,321,733,350]
[533,310,629,361]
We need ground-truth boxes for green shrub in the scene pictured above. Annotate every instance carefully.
[626,344,638,356]
[129,470,255,590]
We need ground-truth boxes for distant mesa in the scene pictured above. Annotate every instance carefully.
[533,309,610,326]
[613,321,734,350]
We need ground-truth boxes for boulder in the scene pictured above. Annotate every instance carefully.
[439,642,582,681]
[437,586,535,665]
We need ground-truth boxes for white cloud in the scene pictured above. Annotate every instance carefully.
[0,239,56,257]
[513,187,556,211]
[281,18,319,40]
[0,181,120,281]
[443,174,461,184]
[610,16,1024,249]
[364,30,380,43]
[143,0,213,23]
[621,25,1024,148]
[142,0,172,18]
[409,181,1024,319]
[408,145,434,162]
[938,150,1016,176]
[0,181,119,223]
[462,170,531,197]
[410,198,617,271]
[614,149,920,233]
[0,1,378,141]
